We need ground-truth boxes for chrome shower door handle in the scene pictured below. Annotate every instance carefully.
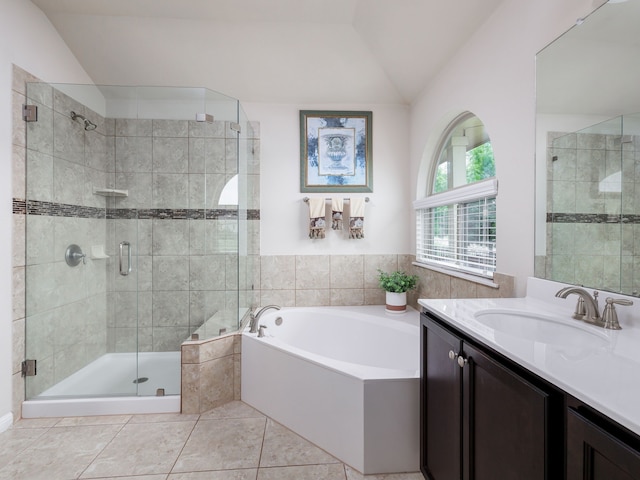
[119,241,132,276]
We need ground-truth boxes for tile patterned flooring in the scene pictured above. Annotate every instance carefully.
[0,401,423,480]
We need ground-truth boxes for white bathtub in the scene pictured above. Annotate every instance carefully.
[241,305,420,475]
[22,352,181,418]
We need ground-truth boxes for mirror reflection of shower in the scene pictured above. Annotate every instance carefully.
[70,110,97,131]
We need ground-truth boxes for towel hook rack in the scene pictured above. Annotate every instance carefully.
[303,197,370,203]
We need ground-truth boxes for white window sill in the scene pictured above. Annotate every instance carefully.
[412,261,499,289]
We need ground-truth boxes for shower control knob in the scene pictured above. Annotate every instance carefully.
[65,244,86,267]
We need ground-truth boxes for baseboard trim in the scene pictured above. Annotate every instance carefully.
[0,412,13,433]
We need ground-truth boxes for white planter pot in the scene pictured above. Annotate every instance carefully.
[385,291,407,313]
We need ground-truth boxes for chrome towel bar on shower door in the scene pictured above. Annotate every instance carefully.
[119,241,132,276]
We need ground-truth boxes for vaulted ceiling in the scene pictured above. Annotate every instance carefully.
[31,0,505,104]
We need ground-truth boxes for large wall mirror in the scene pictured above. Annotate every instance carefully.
[535,0,640,295]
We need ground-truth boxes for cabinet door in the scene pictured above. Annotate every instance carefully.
[462,343,557,480]
[568,408,640,480]
[422,317,463,480]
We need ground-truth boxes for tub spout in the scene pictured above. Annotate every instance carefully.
[249,305,281,333]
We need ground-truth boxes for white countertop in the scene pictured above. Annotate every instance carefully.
[418,277,640,437]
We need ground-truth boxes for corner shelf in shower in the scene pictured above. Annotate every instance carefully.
[93,188,129,197]
[90,245,109,260]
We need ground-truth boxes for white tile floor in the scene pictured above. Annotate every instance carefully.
[0,401,424,480]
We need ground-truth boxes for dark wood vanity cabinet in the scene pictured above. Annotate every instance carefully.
[567,404,640,480]
[421,314,463,479]
[421,312,564,480]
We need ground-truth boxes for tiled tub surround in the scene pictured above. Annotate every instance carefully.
[177,255,514,416]
[257,253,515,309]
[181,333,242,414]
[541,130,640,292]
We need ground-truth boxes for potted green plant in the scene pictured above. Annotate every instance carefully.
[377,269,419,313]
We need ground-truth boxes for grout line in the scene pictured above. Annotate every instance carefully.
[167,415,200,475]
[76,419,128,479]
[256,416,268,475]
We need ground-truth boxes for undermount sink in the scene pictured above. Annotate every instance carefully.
[473,309,610,348]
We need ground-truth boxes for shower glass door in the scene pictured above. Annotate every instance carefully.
[24,81,140,399]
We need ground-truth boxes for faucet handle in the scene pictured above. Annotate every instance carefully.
[602,297,633,330]
[258,325,268,338]
[572,296,586,320]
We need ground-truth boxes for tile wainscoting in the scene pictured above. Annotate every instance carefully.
[256,253,515,310]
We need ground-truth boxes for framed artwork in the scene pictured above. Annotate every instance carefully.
[300,110,373,193]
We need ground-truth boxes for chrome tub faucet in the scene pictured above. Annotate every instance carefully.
[249,305,281,333]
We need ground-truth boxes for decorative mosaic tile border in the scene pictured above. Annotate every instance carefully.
[12,199,26,215]
[547,213,640,224]
[13,198,260,220]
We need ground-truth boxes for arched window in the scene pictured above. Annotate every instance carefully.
[414,112,497,278]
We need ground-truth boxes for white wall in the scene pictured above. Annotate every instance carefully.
[0,0,92,428]
[245,102,411,255]
[409,0,600,296]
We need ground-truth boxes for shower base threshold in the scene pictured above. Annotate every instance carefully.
[22,352,181,418]
[22,395,180,418]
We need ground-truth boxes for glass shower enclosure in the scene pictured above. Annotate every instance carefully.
[23,83,256,402]
[541,113,640,294]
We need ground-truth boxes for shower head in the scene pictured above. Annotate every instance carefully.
[70,111,97,131]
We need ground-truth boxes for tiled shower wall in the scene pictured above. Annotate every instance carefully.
[11,65,258,411]
[106,117,256,353]
[541,131,640,293]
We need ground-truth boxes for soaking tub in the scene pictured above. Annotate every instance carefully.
[241,305,420,474]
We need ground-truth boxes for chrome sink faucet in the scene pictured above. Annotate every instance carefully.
[555,287,602,326]
[555,287,634,329]
[249,305,281,333]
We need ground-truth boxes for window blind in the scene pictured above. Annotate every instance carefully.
[415,188,496,278]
